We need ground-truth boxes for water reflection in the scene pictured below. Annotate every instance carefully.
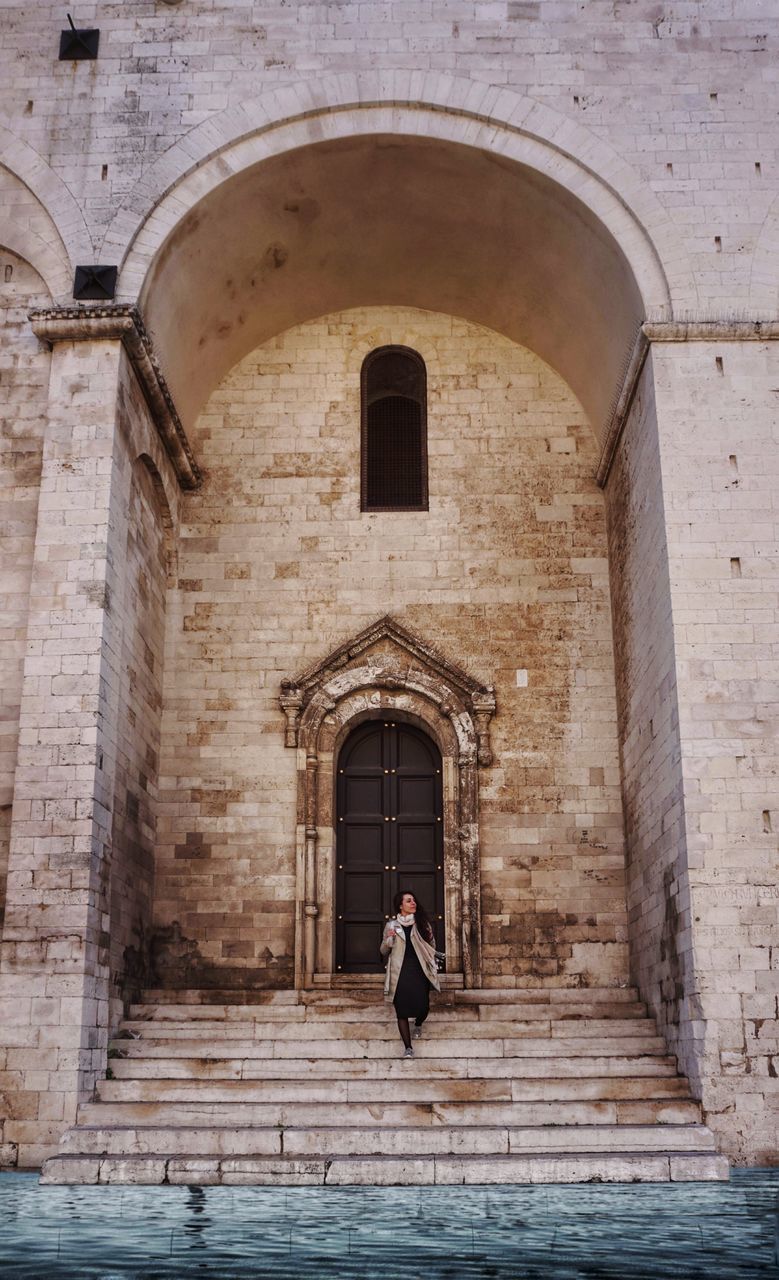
[183,1185,211,1250]
[0,1170,776,1278]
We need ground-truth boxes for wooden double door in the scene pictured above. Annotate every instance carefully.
[335,720,444,973]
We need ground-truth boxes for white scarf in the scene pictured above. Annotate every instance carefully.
[396,912,415,925]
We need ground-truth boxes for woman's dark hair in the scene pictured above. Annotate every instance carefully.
[393,889,435,946]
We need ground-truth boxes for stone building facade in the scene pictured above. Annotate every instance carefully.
[0,0,777,1171]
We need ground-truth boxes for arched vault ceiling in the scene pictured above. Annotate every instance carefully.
[140,135,645,444]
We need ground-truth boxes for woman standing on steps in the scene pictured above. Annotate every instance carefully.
[380,890,441,1058]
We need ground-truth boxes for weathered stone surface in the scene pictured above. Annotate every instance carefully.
[1,0,777,1169]
[670,1154,731,1182]
[40,1156,100,1186]
[98,1157,169,1185]
[434,1155,671,1184]
[326,1158,434,1186]
[41,991,728,1185]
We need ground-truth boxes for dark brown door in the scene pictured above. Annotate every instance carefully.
[335,720,444,973]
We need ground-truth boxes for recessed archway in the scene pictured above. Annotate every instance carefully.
[112,78,691,453]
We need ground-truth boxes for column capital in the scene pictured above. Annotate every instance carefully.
[29,304,201,491]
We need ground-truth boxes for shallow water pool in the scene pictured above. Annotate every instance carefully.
[0,1169,777,1279]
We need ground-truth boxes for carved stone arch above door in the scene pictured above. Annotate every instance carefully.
[279,616,496,989]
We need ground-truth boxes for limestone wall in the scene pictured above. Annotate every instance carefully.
[153,305,628,990]
[0,250,50,927]
[605,352,695,1081]
[653,339,779,1163]
[108,357,176,1021]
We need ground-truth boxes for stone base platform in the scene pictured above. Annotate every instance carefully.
[41,987,729,1186]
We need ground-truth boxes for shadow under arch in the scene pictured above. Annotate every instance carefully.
[108,78,694,451]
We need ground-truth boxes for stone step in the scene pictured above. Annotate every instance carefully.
[41,983,726,1186]
[108,1053,679,1081]
[95,1075,691,1105]
[117,1017,659,1040]
[77,1098,703,1128]
[58,1122,717,1159]
[40,1150,729,1186]
[109,1034,672,1060]
[141,989,300,1006]
[451,987,641,1004]
[129,1004,309,1023]
[127,1003,647,1024]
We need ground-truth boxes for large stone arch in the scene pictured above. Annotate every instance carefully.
[98,72,699,452]
[280,616,496,989]
[106,71,686,311]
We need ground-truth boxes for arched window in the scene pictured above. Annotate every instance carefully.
[361,346,428,511]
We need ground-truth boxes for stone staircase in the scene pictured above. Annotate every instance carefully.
[41,985,728,1186]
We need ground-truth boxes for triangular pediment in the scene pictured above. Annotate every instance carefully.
[285,615,492,705]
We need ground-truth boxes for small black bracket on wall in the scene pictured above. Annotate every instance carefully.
[59,14,100,60]
[73,265,118,300]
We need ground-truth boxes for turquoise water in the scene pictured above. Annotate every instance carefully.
[0,1170,777,1278]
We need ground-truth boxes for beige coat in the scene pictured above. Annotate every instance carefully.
[380,919,441,1000]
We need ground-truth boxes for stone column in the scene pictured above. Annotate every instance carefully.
[0,332,130,1167]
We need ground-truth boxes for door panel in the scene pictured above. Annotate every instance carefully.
[397,777,435,814]
[344,776,383,813]
[335,720,444,972]
[343,825,383,863]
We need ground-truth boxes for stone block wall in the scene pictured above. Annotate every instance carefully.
[653,339,779,1162]
[153,305,628,990]
[108,357,176,1022]
[0,251,51,927]
[605,352,694,1078]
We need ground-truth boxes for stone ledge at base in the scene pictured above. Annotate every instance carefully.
[40,1152,729,1187]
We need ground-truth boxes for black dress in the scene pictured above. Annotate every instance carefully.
[392,924,431,1022]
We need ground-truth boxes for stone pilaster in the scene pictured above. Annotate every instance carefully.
[0,308,194,1168]
[605,323,779,1163]
[0,335,129,1166]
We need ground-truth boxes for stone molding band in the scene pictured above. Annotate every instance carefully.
[597,318,779,488]
[29,304,201,491]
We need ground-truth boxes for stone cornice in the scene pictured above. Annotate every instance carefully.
[29,304,201,491]
[643,318,779,343]
[597,317,779,488]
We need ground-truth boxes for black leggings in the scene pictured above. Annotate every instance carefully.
[396,1010,428,1049]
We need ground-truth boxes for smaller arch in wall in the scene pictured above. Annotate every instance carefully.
[0,159,79,299]
[279,615,496,989]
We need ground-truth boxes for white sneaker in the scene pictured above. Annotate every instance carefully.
[412,1025,423,1039]
[403,1046,414,1058]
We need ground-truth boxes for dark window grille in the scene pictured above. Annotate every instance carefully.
[361,346,428,511]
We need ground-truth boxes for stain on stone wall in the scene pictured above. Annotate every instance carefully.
[154,306,628,989]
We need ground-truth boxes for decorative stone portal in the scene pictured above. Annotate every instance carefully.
[280,616,496,989]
